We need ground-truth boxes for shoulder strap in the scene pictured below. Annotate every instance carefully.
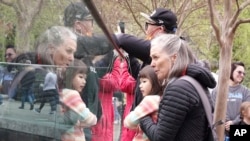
[180,76,213,128]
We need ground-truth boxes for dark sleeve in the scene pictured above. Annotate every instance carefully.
[116,33,151,62]
[75,34,113,59]
[140,80,198,141]
[131,82,143,110]
[128,56,141,79]
[81,68,102,121]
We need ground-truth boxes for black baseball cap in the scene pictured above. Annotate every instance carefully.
[140,8,177,33]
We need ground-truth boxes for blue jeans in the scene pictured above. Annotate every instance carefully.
[20,88,34,107]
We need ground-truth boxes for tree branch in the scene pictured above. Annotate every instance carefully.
[229,0,250,27]
[125,0,146,34]
[178,3,207,31]
[232,18,250,34]
[30,0,44,18]
[207,0,222,47]
[0,0,13,7]
[136,0,151,12]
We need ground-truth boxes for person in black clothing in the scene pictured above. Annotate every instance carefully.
[139,34,216,141]
[115,8,178,110]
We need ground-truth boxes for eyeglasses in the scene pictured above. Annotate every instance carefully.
[5,53,13,57]
[145,22,160,30]
[237,71,246,76]
[78,19,94,27]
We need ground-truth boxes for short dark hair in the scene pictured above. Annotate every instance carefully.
[230,61,245,82]
[138,65,162,95]
[5,44,16,52]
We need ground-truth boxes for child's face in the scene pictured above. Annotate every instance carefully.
[243,107,250,120]
[139,78,152,97]
[72,73,87,93]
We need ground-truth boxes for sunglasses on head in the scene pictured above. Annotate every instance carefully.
[145,22,161,30]
[237,71,246,76]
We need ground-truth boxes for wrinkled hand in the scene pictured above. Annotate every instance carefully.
[225,120,233,131]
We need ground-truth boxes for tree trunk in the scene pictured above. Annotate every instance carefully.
[214,38,233,141]
[16,18,31,53]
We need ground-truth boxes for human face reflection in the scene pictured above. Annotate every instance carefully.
[72,73,87,93]
[5,48,17,62]
[232,65,245,84]
[139,78,152,97]
[150,45,172,81]
[53,38,76,68]
[76,19,93,36]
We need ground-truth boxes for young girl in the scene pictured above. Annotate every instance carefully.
[124,65,162,141]
[61,59,97,141]
[236,101,250,125]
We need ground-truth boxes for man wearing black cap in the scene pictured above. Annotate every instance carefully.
[116,8,178,110]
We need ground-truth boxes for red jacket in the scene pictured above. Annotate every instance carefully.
[92,57,136,141]
[118,58,136,141]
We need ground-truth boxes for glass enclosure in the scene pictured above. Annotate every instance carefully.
[0,1,138,141]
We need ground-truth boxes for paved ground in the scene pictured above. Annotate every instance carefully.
[0,98,121,141]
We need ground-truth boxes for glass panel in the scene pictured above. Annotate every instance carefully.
[0,1,139,141]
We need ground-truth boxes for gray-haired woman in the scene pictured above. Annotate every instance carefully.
[139,34,216,141]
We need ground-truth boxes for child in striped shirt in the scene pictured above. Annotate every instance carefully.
[61,59,97,141]
[124,65,162,141]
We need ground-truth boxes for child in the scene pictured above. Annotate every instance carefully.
[236,101,250,125]
[61,59,97,141]
[124,65,162,141]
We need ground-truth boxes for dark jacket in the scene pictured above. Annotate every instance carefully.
[75,34,113,66]
[116,33,151,66]
[140,63,216,141]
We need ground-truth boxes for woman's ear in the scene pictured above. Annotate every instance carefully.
[171,54,177,63]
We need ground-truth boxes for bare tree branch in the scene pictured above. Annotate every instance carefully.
[136,0,151,12]
[17,0,25,12]
[207,0,222,47]
[229,0,250,27]
[125,0,145,34]
[236,0,240,9]
[232,18,250,34]
[0,0,13,6]
[178,3,207,31]
[176,0,189,16]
